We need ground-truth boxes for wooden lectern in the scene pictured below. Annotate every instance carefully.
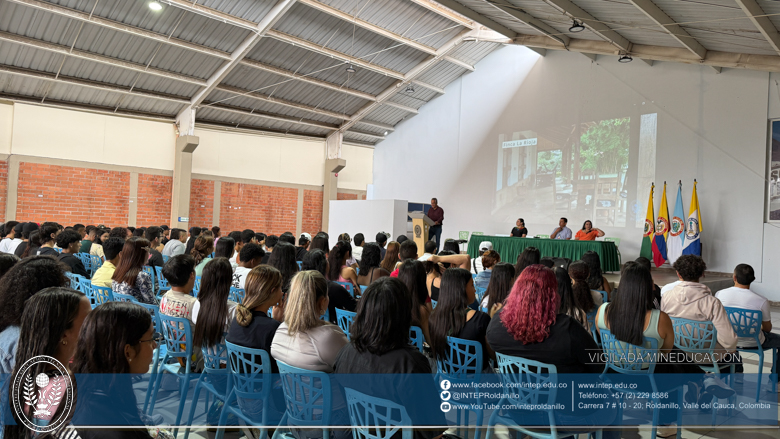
[409,212,434,255]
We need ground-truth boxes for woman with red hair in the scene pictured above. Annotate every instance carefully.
[486,264,602,373]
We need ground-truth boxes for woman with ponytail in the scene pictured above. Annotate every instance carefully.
[327,241,359,293]
[191,234,215,276]
[568,261,603,318]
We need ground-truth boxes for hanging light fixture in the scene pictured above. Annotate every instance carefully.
[618,53,633,63]
[569,19,585,33]
[345,64,356,74]
[405,85,415,94]
[148,0,162,11]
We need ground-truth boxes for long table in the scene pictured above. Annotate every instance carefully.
[466,235,620,272]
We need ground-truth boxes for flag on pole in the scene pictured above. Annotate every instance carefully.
[667,181,685,265]
[640,183,655,260]
[652,182,670,267]
[682,180,702,256]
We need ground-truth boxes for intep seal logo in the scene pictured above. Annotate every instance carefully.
[10,355,74,434]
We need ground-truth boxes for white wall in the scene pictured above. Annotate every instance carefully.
[328,199,408,248]
[0,102,12,155]
[338,143,373,191]
[375,46,775,298]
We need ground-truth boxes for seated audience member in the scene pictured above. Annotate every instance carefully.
[232,243,265,289]
[470,241,493,274]
[144,226,165,267]
[79,225,96,253]
[296,232,311,261]
[569,261,602,314]
[356,243,390,286]
[515,246,541,276]
[184,226,201,255]
[92,237,125,288]
[0,221,21,254]
[35,223,60,257]
[56,229,89,278]
[70,302,160,439]
[716,263,780,369]
[214,236,236,269]
[162,228,187,257]
[269,241,300,293]
[374,231,389,259]
[226,265,285,374]
[160,225,170,245]
[261,234,279,265]
[256,232,267,248]
[5,288,90,436]
[389,240,420,277]
[160,254,198,323]
[396,234,409,244]
[510,218,528,237]
[0,256,69,374]
[0,254,19,279]
[193,257,237,349]
[633,256,662,308]
[191,234,215,276]
[379,241,400,273]
[551,217,573,240]
[474,250,500,290]
[482,262,515,313]
[337,233,358,267]
[556,267,589,328]
[302,249,356,325]
[425,249,457,301]
[211,226,221,242]
[227,230,242,259]
[575,220,605,241]
[133,227,146,238]
[22,230,41,258]
[539,257,555,268]
[582,250,612,296]
[272,270,348,371]
[112,237,156,304]
[13,222,38,258]
[279,232,296,247]
[127,226,136,237]
[418,240,437,262]
[310,232,330,255]
[351,233,365,262]
[441,239,461,255]
[428,251,471,272]
[109,226,129,239]
[89,228,110,260]
[333,277,447,439]
[430,268,494,369]
[662,255,738,368]
[327,241,359,292]
[398,260,432,342]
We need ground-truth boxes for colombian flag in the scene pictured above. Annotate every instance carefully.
[640,183,655,260]
[682,180,703,256]
[652,182,669,267]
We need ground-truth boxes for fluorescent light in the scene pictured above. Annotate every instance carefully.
[149,1,162,11]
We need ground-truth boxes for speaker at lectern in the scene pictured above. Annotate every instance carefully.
[409,212,434,255]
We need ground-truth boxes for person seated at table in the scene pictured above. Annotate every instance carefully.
[550,217,572,240]
[510,218,527,237]
[575,220,605,241]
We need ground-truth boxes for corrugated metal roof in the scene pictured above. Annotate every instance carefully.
[364,104,412,126]
[448,40,501,65]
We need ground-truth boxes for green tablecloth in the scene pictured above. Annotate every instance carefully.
[467,236,620,272]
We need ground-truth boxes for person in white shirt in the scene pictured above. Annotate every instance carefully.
[232,243,265,290]
[0,222,22,254]
[715,264,780,372]
[418,240,437,262]
[660,280,682,296]
[351,233,365,262]
[470,241,493,274]
[162,228,187,257]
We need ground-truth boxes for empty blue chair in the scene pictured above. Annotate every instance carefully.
[725,307,777,402]
[409,326,424,352]
[336,308,356,341]
[228,287,245,304]
[437,337,484,439]
[183,342,229,439]
[139,302,166,416]
[335,281,354,297]
[345,387,412,439]
[215,342,274,439]
[272,361,333,439]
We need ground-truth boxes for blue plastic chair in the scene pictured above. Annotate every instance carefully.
[162,255,170,263]
[359,285,367,294]
[409,326,424,352]
[183,341,229,439]
[77,253,92,275]
[595,290,608,303]
[725,307,777,401]
[272,361,333,439]
[148,314,196,434]
[437,337,483,439]
[431,299,438,309]
[193,276,201,297]
[586,308,600,346]
[336,308,356,341]
[345,387,413,439]
[228,287,245,304]
[475,287,487,304]
[111,289,138,303]
[296,261,302,269]
[142,265,156,284]
[154,266,171,300]
[215,342,274,439]
[90,255,103,276]
[336,281,355,297]
[139,302,166,416]
[65,272,80,290]
[83,282,113,309]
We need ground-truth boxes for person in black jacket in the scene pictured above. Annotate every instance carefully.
[56,229,89,278]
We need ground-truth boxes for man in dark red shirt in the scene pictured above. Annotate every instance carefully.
[427,198,444,252]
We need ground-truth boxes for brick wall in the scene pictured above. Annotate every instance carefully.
[189,179,214,229]
[220,183,298,235]
[136,174,172,227]
[17,162,130,226]
[302,189,323,236]
[0,161,7,222]
[337,193,358,201]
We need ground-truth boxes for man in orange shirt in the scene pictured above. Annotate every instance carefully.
[575,220,605,240]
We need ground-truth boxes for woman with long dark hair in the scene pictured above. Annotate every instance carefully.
[70,302,158,438]
[482,262,515,314]
[514,246,540,276]
[191,234,214,276]
[356,243,389,286]
[429,268,493,369]
[555,267,588,328]
[398,260,432,343]
[112,237,155,304]
[214,237,236,268]
[582,250,612,296]
[326,241,358,292]
[379,241,400,273]
[568,261,601,314]
[268,241,300,293]
[21,230,41,258]
[192,257,237,349]
[4,288,90,439]
[309,233,330,254]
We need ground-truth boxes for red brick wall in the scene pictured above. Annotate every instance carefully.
[337,193,358,201]
[0,161,8,222]
[17,162,130,226]
[136,174,172,227]
[189,179,214,228]
[302,189,323,236]
[220,183,298,235]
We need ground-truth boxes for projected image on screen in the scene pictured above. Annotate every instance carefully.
[494,115,656,228]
